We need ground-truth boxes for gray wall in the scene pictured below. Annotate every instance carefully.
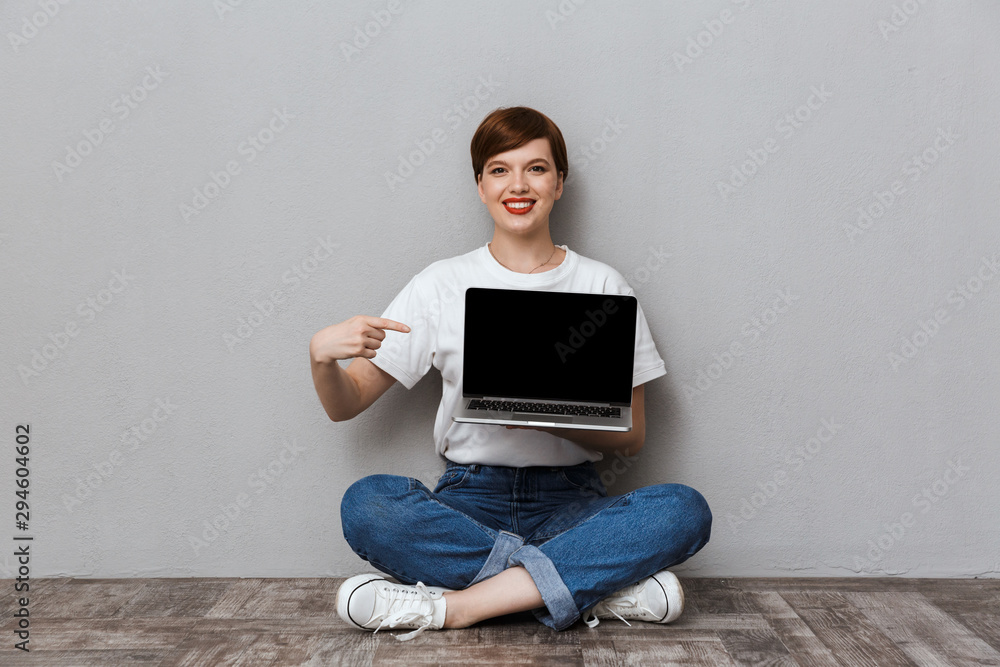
[1,1,997,579]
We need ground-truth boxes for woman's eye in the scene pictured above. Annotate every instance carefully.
[490,167,505,174]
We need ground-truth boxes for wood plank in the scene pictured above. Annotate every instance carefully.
[683,578,761,615]
[691,577,931,593]
[157,630,260,666]
[476,613,582,645]
[0,617,198,651]
[781,591,918,666]
[23,578,146,619]
[944,611,1000,656]
[0,649,183,665]
[747,591,840,666]
[299,648,373,667]
[578,627,726,643]
[908,579,1000,603]
[669,611,774,631]
[608,638,741,666]
[203,578,267,618]
[165,630,381,667]
[273,632,383,667]
[251,578,341,618]
[0,577,74,624]
[193,631,309,666]
[845,590,1000,667]
[917,580,1000,654]
[114,577,236,618]
[374,642,584,666]
[574,608,765,635]
[716,626,796,666]
[203,578,340,619]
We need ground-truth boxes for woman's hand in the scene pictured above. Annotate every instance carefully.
[310,315,410,364]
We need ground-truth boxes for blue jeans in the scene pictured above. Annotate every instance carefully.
[340,460,712,631]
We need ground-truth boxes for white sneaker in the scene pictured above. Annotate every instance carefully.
[336,574,452,641]
[582,569,684,628]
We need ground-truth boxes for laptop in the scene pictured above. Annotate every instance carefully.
[452,287,638,432]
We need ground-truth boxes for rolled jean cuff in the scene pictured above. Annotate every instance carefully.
[469,530,524,586]
[508,544,579,631]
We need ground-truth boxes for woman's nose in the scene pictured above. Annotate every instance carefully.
[509,172,528,192]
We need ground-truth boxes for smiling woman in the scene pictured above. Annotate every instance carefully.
[311,106,712,641]
[471,107,570,274]
[478,136,566,275]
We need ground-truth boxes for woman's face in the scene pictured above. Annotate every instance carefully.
[477,137,563,236]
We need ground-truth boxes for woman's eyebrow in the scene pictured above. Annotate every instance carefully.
[485,157,552,169]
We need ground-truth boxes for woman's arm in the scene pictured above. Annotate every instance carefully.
[309,316,408,421]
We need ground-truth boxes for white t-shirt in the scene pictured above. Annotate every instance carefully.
[368,242,667,467]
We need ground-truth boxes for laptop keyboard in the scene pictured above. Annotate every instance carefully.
[467,399,620,418]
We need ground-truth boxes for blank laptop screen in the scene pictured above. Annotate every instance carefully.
[463,288,637,405]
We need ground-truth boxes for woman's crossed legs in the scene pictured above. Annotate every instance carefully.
[339,463,712,632]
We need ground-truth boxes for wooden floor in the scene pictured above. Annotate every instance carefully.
[1,577,998,666]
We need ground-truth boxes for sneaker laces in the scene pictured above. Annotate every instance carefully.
[370,581,439,641]
[583,580,654,628]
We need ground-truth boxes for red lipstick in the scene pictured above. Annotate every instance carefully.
[502,197,536,215]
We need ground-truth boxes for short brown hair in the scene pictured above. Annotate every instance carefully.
[470,107,569,184]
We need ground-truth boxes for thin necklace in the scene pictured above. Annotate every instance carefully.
[489,242,557,274]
